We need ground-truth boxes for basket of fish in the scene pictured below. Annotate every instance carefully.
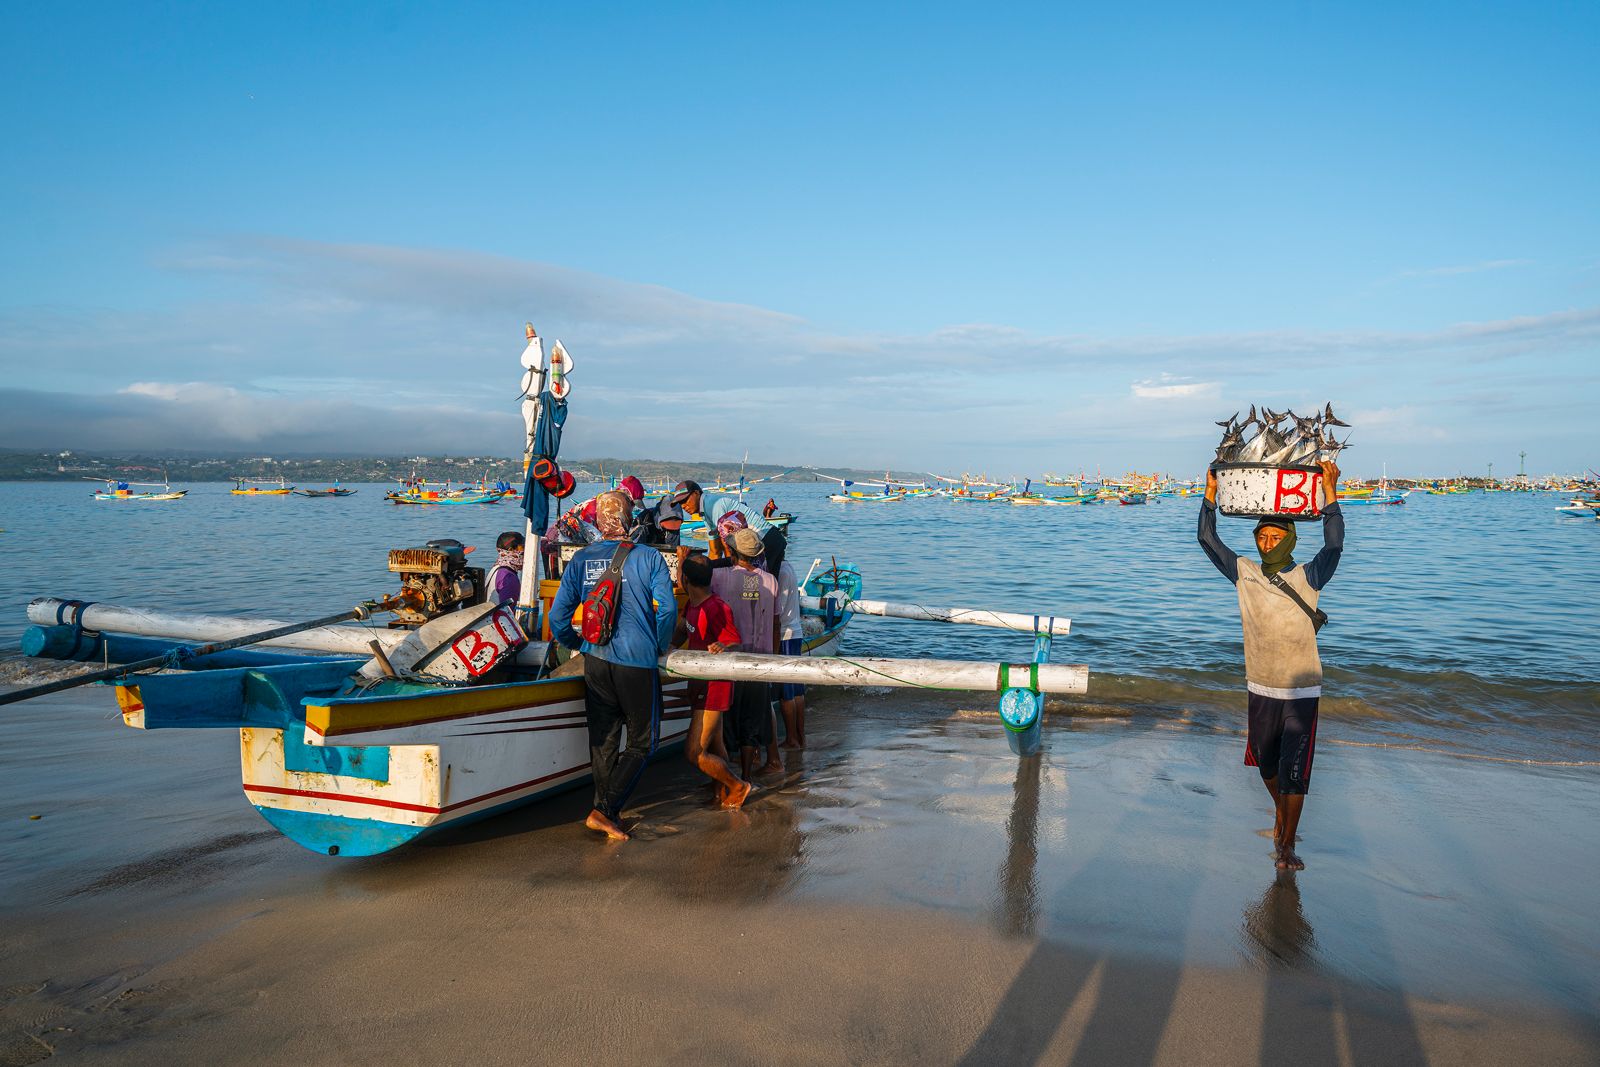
[1209,404,1349,519]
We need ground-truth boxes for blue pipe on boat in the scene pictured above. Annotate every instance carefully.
[21,625,352,670]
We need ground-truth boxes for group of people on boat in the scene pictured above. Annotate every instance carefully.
[484,479,806,842]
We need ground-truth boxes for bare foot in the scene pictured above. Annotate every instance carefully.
[584,809,630,841]
[780,740,802,750]
[758,760,784,775]
[722,781,756,809]
[1276,849,1304,871]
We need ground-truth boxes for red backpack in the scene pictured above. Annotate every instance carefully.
[580,542,634,646]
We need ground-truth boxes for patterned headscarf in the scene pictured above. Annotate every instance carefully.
[715,510,748,541]
[595,490,632,540]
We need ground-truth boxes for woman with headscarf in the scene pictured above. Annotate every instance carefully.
[708,496,785,575]
[1198,460,1343,871]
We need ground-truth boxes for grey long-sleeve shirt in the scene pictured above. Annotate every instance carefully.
[1197,499,1344,590]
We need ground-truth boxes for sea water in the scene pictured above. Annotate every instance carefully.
[2,481,1597,760]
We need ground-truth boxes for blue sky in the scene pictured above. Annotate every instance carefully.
[2,2,1597,476]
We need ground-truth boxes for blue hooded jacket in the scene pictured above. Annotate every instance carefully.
[549,539,677,669]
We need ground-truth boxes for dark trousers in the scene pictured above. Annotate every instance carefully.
[584,657,662,821]
[761,527,787,576]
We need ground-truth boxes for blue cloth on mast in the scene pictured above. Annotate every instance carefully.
[521,391,568,536]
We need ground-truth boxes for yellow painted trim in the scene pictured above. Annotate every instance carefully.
[306,676,586,736]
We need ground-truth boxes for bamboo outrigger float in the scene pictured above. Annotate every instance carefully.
[7,324,1091,857]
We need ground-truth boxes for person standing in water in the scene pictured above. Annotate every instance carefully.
[1198,460,1343,871]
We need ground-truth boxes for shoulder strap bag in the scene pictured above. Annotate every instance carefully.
[1266,571,1328,633]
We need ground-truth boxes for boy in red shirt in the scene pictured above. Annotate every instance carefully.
[674,553,754,808]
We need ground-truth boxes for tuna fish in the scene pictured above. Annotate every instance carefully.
[1211,401,1350,465]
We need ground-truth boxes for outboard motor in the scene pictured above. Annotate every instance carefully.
[386,539,486,627]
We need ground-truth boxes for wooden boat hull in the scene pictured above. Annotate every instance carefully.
[233,489,295,496]
[111,612,850,857]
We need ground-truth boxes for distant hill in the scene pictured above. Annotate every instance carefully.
[0,448,932,487]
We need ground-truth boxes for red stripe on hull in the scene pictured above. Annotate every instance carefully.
[244,760,595,816]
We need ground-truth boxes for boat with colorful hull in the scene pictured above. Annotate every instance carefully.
[30,568,857,857]
[386,490,507,505]
[233,479,295,496]
[93,480,187,501]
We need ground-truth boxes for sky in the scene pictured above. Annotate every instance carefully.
[1,2,1597,477]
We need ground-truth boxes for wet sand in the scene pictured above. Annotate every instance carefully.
[2,683,1597,1065]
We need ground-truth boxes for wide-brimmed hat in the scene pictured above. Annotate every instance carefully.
[731,527,764,559]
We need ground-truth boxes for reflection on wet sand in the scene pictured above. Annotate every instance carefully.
[1241,870,1317,967]
[996,753,1042,937]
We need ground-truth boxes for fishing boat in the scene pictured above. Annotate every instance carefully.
[91,478,187,501]
[386,491,506,506]
[829,492,903,503]
[1340,477,1409,507]
[1009,493,1096,507]
[1556,499,1600,517]
[682,512,798,540]
[1117,492,1147,506]
[294,485,358,498]
[233,478,295,496]
[9,324,1091,858]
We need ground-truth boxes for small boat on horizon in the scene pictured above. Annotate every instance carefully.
[233,478,295,496]
[92,478,187,501]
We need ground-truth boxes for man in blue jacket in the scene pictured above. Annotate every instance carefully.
[550,491,678,842]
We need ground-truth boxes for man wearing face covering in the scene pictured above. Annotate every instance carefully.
[1198,460,1342,871]
[550,491,678,842]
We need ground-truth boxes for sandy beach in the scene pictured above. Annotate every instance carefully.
[2,682,1596,1066]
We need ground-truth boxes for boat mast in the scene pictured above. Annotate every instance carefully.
[516,324,545,632]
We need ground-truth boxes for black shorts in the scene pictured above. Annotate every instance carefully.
[1245,692,1319,795]
[728,680,773,748]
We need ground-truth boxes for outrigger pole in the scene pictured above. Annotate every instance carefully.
[664,651,1086,695]
[1,598,401,707]
[800,595,1070,637]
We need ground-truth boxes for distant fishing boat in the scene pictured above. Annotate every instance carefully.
[1010,493,1097,507]
[1118,492,1147,506]
[92,478,187,502]
[386,489,506,506]
[233,478,294,496]
[681,513,797,540]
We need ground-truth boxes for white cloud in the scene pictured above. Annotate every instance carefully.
[1131,377,1221,400]
[1,236,1596,470]
[1394,258,1533,279]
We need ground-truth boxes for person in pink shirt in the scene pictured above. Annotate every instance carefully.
[710,528,780,780]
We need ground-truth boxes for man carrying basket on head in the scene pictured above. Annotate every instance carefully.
[1198,460,1343,871]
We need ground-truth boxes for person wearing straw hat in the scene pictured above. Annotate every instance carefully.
[1198,460,1343,871]
[711,527,781,780]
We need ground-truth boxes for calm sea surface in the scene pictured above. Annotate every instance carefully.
[3,481,1597,759]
